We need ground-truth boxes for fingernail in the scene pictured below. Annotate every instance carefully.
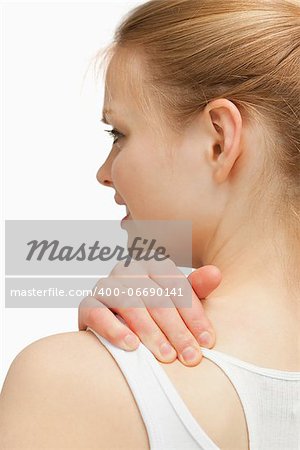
[124,334,139,350]
[182,346,199,362]
[198,331,214,348]
[160,342,176,358]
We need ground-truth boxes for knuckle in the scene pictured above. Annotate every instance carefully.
[110,259,145,278]
[149,294,172,308]
[118,304,137,316]
[105,325,123,342]
[149,327,164,343]
[160,258,177,275]
[79,296,90,308]
[86,306,103,328]
[120,295,141,309]
[149,256,176,274]
[110,261,126,276]
[94,277,109,291]
[127,306,146,322]
[188,317,207,334]
[173,333,196,352]
[150,298,169,309]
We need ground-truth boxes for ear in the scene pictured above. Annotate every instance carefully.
[205,99,243,184]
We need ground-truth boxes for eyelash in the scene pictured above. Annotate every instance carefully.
[105,128,124,145]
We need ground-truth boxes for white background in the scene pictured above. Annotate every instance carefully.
[1,0,145,388]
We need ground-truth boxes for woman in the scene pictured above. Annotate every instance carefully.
[1,0,300,449]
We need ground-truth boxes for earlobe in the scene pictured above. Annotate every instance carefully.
[214,153,226,183]
[214,153,228,184]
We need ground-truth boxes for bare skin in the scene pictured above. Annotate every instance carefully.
[0,295,298,449]
[79,264,222,367]
[0,47,299,449]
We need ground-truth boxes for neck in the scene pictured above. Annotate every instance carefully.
[197,222,300,369]
[202,219,300,311]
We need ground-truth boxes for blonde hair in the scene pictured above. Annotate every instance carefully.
[94,0,300,221]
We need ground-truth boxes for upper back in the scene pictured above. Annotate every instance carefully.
[88,321,300,450]
[160,346,300,449]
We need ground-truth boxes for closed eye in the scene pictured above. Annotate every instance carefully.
[105,128,124,145]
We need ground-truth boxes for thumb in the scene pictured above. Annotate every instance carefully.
[188,265,222,299]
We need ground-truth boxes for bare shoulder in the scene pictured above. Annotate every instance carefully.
[0,331,149,450]
[0,330,249,450]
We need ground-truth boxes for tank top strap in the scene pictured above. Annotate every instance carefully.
[87,327,220,450]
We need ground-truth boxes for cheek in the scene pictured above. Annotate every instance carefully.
[111,148,171,217]
[111,146,162,190]
[110,150,146,199]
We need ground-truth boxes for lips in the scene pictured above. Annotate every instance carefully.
[121,212,131,222]
[114,195,126,206]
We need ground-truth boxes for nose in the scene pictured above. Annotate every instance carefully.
[96,152,114,188]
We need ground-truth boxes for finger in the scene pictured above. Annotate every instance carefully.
[117,275,203,366]
[149,270,217,350]
[146,303,204,366]
[115,259,213,361]
[188,265,222,299]
[91,279,178,362]
[179,266,221,348]
[93,281,179,363]
[78,296,140,351]
[115,302,178,363]
[174,289,216,349]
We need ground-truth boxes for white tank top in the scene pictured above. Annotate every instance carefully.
[87,325,300,450]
